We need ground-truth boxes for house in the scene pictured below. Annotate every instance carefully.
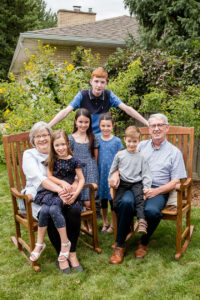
[9,6,139,75]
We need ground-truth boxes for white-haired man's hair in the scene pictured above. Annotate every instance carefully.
[148,113,168,126]
[29,121,53,147]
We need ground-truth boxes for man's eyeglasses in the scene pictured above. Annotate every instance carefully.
[149,123,167,129]
[34,134,50,140]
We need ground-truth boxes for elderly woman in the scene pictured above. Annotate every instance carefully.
[21,121,82,273]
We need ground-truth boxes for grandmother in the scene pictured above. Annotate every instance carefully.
[21,121,82,273]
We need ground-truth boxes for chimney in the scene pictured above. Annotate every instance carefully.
[73,6,81,12]
[57,7,96,27]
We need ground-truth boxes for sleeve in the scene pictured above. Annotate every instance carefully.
[22,150,47,192]
[69,92,82,110]
[108,153,120,179]
[74,158,82,169]
[69,135,74,151]
[170,149,187,180]
[141,157,152,189]
[116,137,124,151]
[109,91,122,108]
[94,135,100,148]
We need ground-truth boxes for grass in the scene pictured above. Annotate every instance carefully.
[1,163,200,300]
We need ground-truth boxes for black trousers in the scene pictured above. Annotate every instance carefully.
[114,179,145,219]
[47,205,81,254]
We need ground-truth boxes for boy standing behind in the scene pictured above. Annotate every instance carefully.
[49,68,148,133]
[109,126,152,236]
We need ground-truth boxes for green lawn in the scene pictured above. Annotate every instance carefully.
[1,163,200,300]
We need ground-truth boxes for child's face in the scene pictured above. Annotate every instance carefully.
[90,76,107,97]
[99,120,113,137]
[75,115,90,133]
[53,137,68,158]
[124,136,139,153]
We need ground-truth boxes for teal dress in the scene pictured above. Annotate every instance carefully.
[97,135,123,200]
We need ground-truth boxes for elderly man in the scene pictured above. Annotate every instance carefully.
[109,113,187,264]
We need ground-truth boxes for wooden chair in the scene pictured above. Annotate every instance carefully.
[3,131,101,272]
[113,126,194,260]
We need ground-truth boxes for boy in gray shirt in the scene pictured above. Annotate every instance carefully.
[109,126,152,234]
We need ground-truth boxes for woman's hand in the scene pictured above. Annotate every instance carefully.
[59,180,73,193]
[65,192,77,205]
[58,188,72,204]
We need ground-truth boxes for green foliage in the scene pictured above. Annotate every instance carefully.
[105,46,200,135]
[124,0,200,55]
[0,0,57,80]
[0,43,100,137]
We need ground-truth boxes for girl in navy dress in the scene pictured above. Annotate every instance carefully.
[97,113,123,233]
[30,130,85,269]
[69,108,99,231]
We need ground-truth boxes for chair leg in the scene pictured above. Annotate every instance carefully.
[175,214,182,260]
[91,212,102,254]
[175,210,194,260]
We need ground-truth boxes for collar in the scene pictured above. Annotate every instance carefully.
[151,139,167,150]
[89,88,104,100]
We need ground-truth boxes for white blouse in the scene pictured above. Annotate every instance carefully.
[19,148,48,219]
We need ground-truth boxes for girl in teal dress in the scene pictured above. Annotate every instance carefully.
[97,113,123,233]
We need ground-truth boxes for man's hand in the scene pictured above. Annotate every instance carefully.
[143,188,160,199]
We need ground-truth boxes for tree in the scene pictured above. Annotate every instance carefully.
[0,0,57,80]
[124,0,200,54]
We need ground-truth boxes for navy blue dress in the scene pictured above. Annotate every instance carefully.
[34,157,82,208]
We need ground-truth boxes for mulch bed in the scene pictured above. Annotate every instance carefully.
[192,181,200,207]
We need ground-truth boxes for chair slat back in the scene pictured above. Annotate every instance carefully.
[3,132,32,191]
[139,126,194,178]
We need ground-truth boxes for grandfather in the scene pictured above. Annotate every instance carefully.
[109,113,187,264]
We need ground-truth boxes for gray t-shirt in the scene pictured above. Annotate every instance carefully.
[109,149,152,189]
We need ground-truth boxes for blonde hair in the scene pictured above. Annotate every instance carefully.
[125,126,140,139]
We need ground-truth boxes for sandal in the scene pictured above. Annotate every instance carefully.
[101,225,110,234]
[106,226,114,233]
[58,241,71,262]
[30,243,46,262]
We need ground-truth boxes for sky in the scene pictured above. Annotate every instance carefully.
[45,0,130,21]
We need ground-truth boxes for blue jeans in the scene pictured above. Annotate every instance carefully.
[115,188,168,247]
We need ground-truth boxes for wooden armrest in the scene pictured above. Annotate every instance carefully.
[175,178,192,192]
[11,187,33,203]
[83,183,98,191]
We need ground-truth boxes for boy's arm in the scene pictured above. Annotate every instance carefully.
[118,102,148,126]
[48,105,74,127]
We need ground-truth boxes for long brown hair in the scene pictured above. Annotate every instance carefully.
[73,108,96,157]
[48,130,73,172]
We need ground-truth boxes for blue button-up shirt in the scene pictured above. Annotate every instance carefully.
[138,139,187,187]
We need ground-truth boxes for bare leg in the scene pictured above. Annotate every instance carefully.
[57,226,71,270]
[101,208,109,231]
[30,226,47,261]
[68,252,80,267]
[83,200,92,232]
[107,211,115,233]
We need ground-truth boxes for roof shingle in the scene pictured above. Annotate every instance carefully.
[26,16,138,41]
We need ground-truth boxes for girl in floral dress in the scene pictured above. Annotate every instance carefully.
[30,130,84,271]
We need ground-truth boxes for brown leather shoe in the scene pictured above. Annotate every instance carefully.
[134,241,149,258]
[110,247,126,264]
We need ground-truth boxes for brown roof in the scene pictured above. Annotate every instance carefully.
[26,16,138,41]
